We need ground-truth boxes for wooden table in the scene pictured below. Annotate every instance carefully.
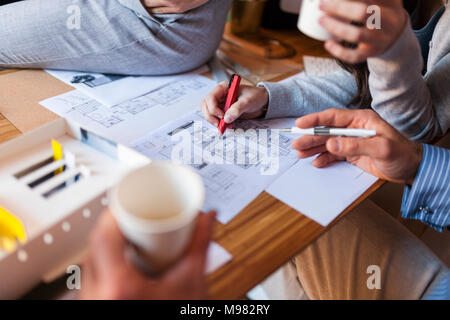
[0,28,384,300]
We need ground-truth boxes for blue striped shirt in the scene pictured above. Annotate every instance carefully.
[401,144,450,232]
[424,272,450,300]
[401,144,450,299]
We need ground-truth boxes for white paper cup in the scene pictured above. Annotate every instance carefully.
[109,162,205,274]
[298,0,332,41]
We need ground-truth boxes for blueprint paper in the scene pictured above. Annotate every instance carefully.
[39,75,217,145]
[46,65,209,107]
[40,71,378,227]
[41,84,300,223]
[131,110,299,224]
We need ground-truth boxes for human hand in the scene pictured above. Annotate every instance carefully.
[292,109,423,185]
[319,0,407,63]
[80,210,215,300]
[201,82,269,127]
[142,0,209,14]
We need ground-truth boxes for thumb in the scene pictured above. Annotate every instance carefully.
[166,211,216,279]
[185,211,216,267]
[326,136,389,159]
[223,101,246,124]
[87,211,127,274]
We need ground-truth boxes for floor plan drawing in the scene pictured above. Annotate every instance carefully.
[130,110,300,223]
[46,67,209,107]
[66,100,124,128]
[40,75,217,145]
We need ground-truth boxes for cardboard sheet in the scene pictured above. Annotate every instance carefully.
[0,70,74,133]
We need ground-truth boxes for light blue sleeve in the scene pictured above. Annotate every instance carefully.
[401,144,450,232]
[117,0,151,17]
[260,70,358,119]
[261,18,449,141]
[424,53,450,138]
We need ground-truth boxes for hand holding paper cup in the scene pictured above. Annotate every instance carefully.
[298,0,332,41]
[109,162,205,275]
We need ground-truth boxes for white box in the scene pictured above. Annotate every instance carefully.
[0,118,149,299]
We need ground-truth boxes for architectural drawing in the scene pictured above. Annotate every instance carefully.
[50,78,213,131]
[67,100,124,128]
[130,110,300,223]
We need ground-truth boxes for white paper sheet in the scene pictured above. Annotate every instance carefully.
[39,75,217,145]
[303,56,340,77]
[131,111,300,224]
[46,66,209,107]
[266,157,378,226]
[279,57,340,83]
[206,242,232,274]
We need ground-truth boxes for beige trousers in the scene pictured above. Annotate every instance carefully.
[262,199,448,300]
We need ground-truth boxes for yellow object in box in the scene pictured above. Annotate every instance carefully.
[0,206,27,253]
[52,139,64,174]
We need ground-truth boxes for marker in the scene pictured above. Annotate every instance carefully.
[279,127,377,138]
[218,74,241,135]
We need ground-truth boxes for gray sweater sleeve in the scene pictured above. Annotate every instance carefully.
[425,53,450,139]
[260,15,448,142]
[367,19,441,142]
[260,69,358,119]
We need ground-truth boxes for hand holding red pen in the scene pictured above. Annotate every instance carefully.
[218,75,241,135]
[200,80,269,129]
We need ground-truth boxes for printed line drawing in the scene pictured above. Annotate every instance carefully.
[129,110,301,224]
[148,79,208,105]
[67,100,124,128]
[71,74,123,88]
[116,96,159,115]
[199,166,245,200]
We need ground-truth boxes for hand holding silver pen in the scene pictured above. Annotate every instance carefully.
[291,109,423,186]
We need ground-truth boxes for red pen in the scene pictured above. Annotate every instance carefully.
[218,74,241,135]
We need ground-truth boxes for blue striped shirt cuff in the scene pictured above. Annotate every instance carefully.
[401,144,450,232]
[424,271,450,300]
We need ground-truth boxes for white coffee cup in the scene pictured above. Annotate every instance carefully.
[298,0,332,41]
[109,161,205,274]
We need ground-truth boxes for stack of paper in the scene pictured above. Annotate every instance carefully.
[40,75,216,145]
[40,71,378,227]
[46,65,209,107]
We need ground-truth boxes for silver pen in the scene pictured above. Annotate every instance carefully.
[279,127,377,138]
